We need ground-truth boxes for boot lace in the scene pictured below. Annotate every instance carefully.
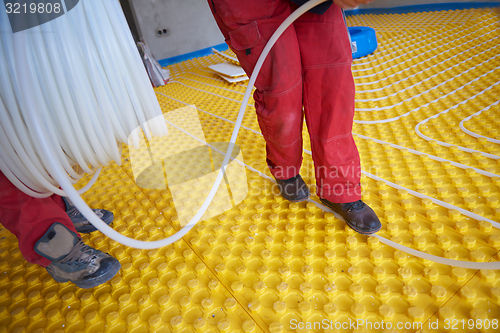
[59,241,99,265]
[344,200,365,212]
[67,208,103,220]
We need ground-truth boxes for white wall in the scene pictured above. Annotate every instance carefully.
[128,0,499,61]
[358,0,498,8]
[129,0,224,61]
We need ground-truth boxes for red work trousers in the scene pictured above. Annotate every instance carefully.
[0,171,78,267]
[208,0,361,203]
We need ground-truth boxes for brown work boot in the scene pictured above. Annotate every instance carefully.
[320,199,381,235]
[275,174,310,202]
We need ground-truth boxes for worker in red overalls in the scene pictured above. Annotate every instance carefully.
[207,0,381,234]
[0,171,120,288]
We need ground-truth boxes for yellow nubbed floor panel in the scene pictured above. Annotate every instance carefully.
[2,7,500,333]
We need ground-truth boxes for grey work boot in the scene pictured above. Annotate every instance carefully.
[35,223,121,289]
[62,197,113,234]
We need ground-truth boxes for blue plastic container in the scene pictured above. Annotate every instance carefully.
[348,26,378,59]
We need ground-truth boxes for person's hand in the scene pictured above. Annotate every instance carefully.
[333,0,375,9]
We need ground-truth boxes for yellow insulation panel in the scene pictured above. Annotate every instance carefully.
[1,7,500,333]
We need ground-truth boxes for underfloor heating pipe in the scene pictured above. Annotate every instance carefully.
[4,0,500,268]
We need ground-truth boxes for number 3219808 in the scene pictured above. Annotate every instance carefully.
[444,319,498,330]
[5,2,61,14]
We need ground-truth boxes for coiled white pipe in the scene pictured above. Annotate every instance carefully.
[5,0,500,269]
[12,0,328,250]
[0,0,166,198]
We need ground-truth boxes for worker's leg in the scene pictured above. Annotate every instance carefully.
[0,171,79,267]
[0,171,121,288]
[293,4,380,234]
[294,3,361,203]
[208,0,304,180]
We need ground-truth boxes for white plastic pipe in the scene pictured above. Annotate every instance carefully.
[25,0,331,250]
[6,0,500,268]
[0,0,165,194]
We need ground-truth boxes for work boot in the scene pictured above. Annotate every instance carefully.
[320,199,381,235]
[275,174,310,202]
[62,197,113,234]
[35,223,121,289]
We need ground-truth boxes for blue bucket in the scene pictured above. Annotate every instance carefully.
[348,26,378,59]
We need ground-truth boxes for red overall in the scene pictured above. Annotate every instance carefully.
[0,171,78,267]
[208,0,361,203]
